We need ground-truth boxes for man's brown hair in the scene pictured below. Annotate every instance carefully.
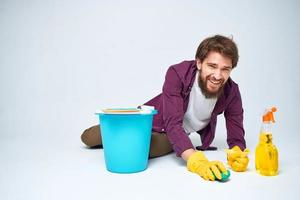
[195,35,239,68]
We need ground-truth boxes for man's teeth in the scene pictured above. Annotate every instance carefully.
[210,80,221,84]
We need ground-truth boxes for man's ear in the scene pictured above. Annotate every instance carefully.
[196,58,202,70]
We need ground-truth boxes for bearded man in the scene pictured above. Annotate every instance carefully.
[81,35,250,181]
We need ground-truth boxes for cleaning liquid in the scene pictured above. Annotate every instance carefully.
[255,107,279,176]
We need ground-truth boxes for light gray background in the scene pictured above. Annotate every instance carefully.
[1,0,299,199]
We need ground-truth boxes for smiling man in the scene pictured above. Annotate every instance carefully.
[81,35,249,181]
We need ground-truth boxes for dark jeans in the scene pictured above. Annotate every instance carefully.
[81,125,173,158]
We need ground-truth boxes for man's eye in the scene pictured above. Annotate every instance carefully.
[224,68,232,72]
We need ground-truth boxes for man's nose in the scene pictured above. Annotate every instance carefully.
[213,69,222,79]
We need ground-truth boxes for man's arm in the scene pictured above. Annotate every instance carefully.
[181,149,196,161]
[162,66,195,159]
[224,85,250,172]
[162,66,228,180]
[224,85,246,150]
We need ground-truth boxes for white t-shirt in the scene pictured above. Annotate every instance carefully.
[182,71,218,134]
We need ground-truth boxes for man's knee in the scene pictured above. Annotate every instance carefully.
[149,132,173,158]
[81,125,102,147]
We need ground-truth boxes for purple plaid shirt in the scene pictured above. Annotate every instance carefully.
[144,60,246,157]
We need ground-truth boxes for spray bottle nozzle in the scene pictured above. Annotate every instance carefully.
[262,107,277,123]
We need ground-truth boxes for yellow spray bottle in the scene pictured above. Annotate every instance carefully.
[255,107,279,176]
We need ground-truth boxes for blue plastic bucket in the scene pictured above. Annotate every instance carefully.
[96,109,157,173]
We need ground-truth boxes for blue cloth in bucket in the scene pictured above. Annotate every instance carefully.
[96,108,157,173]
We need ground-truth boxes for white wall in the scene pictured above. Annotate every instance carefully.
[1,0,299,149]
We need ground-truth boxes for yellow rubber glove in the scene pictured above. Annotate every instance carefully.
[225,146,250,172]
[187,151,227,181]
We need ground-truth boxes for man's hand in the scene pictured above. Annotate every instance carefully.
[225,146,250,172]
[186,151,228,181]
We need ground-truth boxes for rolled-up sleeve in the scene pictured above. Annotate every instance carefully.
[224,85,246,150]
[162,67,194,157]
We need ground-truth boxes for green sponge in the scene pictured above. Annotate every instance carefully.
[214,170,231,182]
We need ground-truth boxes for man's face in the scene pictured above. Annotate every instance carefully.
[196,51,233,98]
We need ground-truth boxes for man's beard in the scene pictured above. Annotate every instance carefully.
[197,70,225,99]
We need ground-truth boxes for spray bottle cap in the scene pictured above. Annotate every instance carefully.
[262,107,277,123]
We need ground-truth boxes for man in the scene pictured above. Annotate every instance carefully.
[81,35,249,181]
